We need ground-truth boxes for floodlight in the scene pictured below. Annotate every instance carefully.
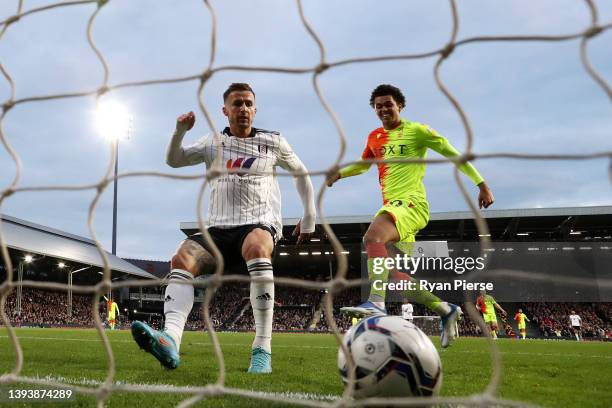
[95,100,132,141]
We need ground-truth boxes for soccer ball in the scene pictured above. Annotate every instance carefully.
[337,315,442,398]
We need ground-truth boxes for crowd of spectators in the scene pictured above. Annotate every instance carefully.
[182,284,324,331]
[524,302,611,339]
[3,286,610,341]
[4,288,97,328]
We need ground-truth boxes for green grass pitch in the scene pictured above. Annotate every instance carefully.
[1,328,611,407]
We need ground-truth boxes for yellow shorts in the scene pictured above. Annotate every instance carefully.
[376,199,429,242]
[518,324,526,330]
[484,313,497,324]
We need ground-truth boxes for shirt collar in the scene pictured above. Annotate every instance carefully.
[222,127,257,138]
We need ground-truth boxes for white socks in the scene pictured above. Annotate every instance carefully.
[163,261,274,354]
[163,269,194,352]
[247,258,274,353]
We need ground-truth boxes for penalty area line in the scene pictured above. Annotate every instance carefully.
[18,375,340,401]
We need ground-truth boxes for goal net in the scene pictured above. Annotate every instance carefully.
[411,316,443,337]
[0,0,610,407]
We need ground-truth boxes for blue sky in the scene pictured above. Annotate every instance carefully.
[0,0,610,260]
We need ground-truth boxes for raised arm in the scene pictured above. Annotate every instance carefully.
[326,141,373,187]
[417,124,494,208]
[166,111,207,168]
[277,137,316,243]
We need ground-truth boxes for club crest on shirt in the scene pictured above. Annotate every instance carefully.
[226,157,257,177]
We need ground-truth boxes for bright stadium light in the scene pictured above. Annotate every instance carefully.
[95,100,132,141]
[58,262,65,268]
[24,254,33,263]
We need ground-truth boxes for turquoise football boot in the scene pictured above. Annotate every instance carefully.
[131,321,180,369]
[247,346,272,374]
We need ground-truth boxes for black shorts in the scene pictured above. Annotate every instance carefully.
[187,224,277,274]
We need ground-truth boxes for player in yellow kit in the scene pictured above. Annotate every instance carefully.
[476,290,507,339]
[514,308,530,339]
[327,84,494,347]
[104,296,120,330]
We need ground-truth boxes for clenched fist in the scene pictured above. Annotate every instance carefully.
[176,111,195,132]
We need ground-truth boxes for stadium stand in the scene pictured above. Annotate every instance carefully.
[2,208,611,340]
[4,288,96,328]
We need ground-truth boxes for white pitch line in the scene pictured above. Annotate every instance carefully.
[452,349,612,359]
[19,375,340,402]
[2,335,611,359]
[0,335,334,348]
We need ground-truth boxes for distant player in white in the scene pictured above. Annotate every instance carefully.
[569,310,582,341]
[131,83,316,373]
[401,302,414,322]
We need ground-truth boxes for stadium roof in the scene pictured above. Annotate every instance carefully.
[1,214,155,279]
[279,205,612,225]
[180,206,612,244]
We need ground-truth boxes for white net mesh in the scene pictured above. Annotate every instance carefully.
[0,0,610,407]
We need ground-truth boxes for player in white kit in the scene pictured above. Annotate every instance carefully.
[131,83,316,373]
[401,302,414,322]
[569,310,582,341]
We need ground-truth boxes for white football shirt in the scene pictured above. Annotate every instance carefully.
[167,126,316,237]
[569,314,581,327]
[401,303,414,320]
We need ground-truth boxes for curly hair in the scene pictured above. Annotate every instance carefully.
[223,83,255,102]
[369,84,406,108]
